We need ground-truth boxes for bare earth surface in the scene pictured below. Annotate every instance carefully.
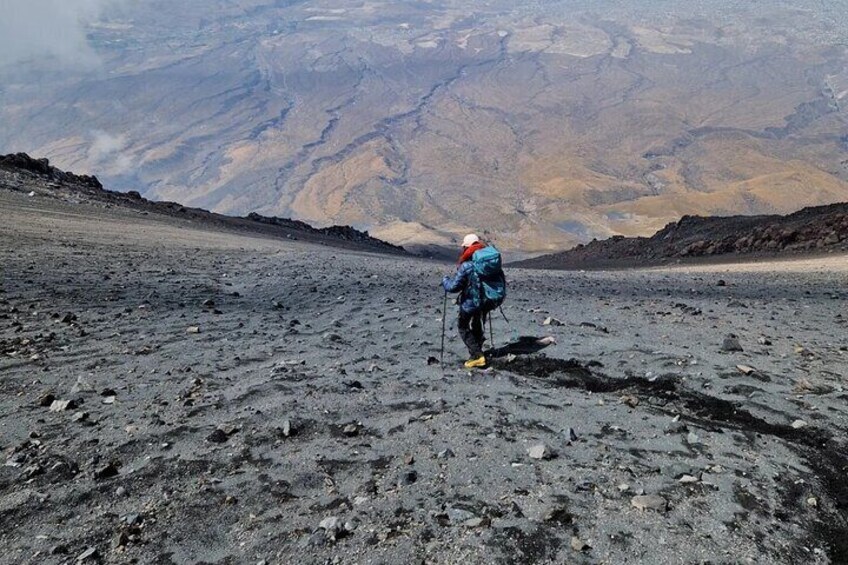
[2,190,848,564]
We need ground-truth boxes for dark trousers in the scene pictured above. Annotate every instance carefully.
[458,309,486,358]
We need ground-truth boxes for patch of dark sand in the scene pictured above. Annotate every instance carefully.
[501,354,848,561]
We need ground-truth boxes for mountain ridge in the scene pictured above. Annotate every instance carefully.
[0,152,407,256]
[512,202,848,270]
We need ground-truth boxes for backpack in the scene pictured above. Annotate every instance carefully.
[470,246,507,312]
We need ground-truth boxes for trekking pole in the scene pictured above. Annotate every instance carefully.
[440,291,448,367]
[499,305,510,324]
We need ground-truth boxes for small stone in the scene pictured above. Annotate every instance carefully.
[717,280,727,287]
[206,429,229,443]
[76,546,99,562]
[202,299,215,307]
[426,356,439,366]
[791,419,808,429]
[447,507,477,524]
[50,544,69,555]
[463,517,485,528]
[71,411,89,423]
[571,536,590,552]
[722,335,743,352]
[528,444,553,460]
[795,346,813,357]
[49,399,77,412]
[319,516,342,539]
[400,470,418,486]
[736,365,756,376]
[38,393,56,407]
[678,474,699,484]
[186,326,200,334]
[437,448,455,459]
[542,316,564,326]
[620,394,639,408]
[71,376,95,394]
[686,431,701,445]
[342,424,359,437]
[807,497,818,507]
[631,494,668,512]
[306,531,326,547]
[112,531,130,548]
[793,378,824,394]
[94,463,119,481]
[122,513,142,526]
[665,421,688,434]
[281,419,292,438]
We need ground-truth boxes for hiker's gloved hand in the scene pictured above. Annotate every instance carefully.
[442,276,450,288]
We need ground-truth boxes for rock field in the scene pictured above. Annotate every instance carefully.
[2,189,848,564]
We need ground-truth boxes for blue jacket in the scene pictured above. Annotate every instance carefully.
[442,262,479,313]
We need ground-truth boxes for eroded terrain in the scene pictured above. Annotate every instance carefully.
[2,0,848,252]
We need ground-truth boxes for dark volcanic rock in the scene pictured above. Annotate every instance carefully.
[722,335,744,352]
[246,213,405,253]
[513,202,848,270]
[0,153,102,189]
[94,463,120,480]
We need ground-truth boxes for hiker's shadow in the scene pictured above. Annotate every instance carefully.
[488,336,554,359]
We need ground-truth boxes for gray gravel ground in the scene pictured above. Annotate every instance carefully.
[2,190,848,564]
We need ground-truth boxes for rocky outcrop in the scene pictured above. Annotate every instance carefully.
[514,204,848,270]
[246,213,404,252]
[0,153,102,190]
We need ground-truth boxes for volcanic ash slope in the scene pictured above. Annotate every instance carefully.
[1,190,848,564]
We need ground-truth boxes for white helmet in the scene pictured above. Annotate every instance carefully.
[462,233,481,248]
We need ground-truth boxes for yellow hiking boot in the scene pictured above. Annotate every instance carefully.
[464,355,487,369]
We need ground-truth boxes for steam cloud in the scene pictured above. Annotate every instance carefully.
[88,130,133,174]
[0,0,117,68]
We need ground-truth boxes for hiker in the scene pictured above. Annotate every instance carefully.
[442,234,507,368]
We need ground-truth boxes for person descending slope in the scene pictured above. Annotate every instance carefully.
[442,234,507,368]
